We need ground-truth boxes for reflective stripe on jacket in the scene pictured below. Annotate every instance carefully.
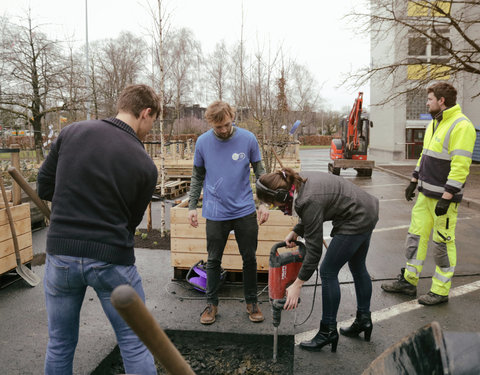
[412,104,476,203]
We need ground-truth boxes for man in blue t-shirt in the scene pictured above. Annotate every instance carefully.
[188,101,270,325]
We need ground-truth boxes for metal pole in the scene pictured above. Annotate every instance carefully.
[85,0,91,120]
[273,326,278,363]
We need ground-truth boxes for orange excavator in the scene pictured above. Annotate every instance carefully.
[328,92,374,177]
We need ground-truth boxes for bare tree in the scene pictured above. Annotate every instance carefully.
[91,31,147,117]
[205,40,231,101]
[0,12,67,161]
[163,27,202,136]
[231,4,248,120]
[288,62,321,112]
[347,0,480,103]
[147,0,170,236]
[59,43,88,123]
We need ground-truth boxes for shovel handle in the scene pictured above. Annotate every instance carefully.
[111,285,195,375]
[7,167,50,220]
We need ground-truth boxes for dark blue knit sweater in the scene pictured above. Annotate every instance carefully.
[37,118,158,265]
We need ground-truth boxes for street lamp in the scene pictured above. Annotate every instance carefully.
[85,0,91,120]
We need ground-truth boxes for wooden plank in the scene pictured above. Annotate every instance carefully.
[171,223,294,241]
[0,203,30,226]
[165,180,186,188]
[0,189,12,208]
[167,177,191,182]
[171,252,270,271]
[0,247,34,274]
[0,232,32,258]
[171,237,296,256]
[171,207,298,226]
[0,218,31,242]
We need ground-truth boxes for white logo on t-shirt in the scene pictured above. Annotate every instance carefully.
[232,153,245,161]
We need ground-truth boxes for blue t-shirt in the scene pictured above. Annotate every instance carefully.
[194,127,261,220]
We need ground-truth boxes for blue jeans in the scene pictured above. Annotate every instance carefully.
[319,232,373,325]
[44,254,157,375]
[206,212,259,305]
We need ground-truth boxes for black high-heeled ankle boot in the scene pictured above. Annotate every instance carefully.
[299,322,339,352]
[340,311,372,341]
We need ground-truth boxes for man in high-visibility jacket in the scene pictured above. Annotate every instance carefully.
[381,82,477,305]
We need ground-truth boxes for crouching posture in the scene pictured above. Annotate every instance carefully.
[256,168,379,352]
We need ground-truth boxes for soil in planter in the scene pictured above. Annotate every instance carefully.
[92,330,294,375]
[134,229,171,250]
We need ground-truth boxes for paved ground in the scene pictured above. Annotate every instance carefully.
[376,162,480,209]
[1,149,480,374]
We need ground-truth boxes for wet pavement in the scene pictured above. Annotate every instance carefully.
[1,148,480,374]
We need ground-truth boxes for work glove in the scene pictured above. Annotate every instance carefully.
[435,198,451,216]
[405,181,418,201]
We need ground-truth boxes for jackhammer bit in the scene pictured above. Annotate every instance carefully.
[271,298,286,363]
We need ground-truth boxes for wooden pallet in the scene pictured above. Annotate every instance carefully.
[156,180,190,199]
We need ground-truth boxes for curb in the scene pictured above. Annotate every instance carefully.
[374,166,480,211]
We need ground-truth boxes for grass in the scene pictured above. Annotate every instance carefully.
[0,150,37,160]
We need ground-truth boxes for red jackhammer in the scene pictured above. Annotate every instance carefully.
[268,241,306,362]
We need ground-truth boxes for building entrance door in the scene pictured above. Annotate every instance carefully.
[405,128,425,159]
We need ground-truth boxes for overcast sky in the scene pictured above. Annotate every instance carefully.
[1,0,370,112]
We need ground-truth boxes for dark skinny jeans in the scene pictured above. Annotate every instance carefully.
[319,232,373,325]
[206,212,258,306]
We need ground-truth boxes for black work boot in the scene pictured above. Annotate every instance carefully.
[381,268,417,296]
[300,322,339,352]
[340,311,373,341]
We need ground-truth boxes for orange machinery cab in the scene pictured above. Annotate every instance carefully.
[330,116,371,160]
[330,138,344,160]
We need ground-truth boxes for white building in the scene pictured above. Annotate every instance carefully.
[369,0,480,163]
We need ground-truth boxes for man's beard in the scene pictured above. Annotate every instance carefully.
[428,108,441,118]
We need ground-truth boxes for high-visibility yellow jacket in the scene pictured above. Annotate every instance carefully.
[413,104,476,203]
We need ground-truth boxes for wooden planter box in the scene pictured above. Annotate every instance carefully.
[170,203,298,274]
[0,203,33,275]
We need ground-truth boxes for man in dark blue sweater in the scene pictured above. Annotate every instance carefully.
[38,84,160,375]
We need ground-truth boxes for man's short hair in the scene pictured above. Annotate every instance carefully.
[116,84,161,119]
[205,101,235,125]
[427,82,457,108]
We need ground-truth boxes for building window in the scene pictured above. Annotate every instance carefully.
[406,89,428,120]
[406,28,451,80]
[408,37,427,56]
[407,1,451,18]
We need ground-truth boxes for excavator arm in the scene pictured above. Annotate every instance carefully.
[345,92,363,157]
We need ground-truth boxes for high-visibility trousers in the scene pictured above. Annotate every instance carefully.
[403,192,458,296]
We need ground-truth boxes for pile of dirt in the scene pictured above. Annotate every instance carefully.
[94,331,293,375]
[134,229,171,250]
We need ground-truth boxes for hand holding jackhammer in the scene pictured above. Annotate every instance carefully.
[284,279,303,310]
[285,231,298,248]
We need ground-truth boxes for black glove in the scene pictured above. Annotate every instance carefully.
[405,181,418,201]
[435,198,451,216]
